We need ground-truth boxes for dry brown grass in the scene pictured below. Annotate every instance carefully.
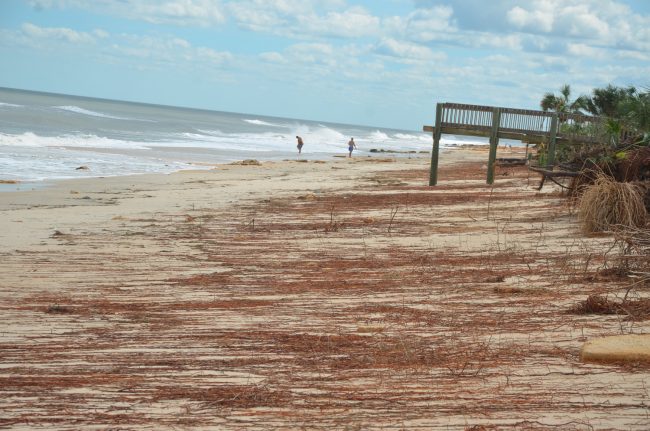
[569,294,650,321]
[577,173,646,233]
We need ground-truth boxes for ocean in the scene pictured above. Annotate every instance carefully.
[0,87,485,185]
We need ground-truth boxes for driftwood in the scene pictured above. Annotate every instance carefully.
[529,166,580,190]
[529,166,581,178]
[496,158,527,166]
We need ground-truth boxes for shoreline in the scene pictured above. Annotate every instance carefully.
[0,144,507,191]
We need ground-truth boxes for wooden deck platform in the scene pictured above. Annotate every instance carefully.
[423,103,606,185]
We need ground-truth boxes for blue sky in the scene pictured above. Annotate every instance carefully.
[0,0,649,130]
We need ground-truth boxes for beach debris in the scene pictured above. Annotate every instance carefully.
[297,193,317,201]
[612,224,650,288]
[45,304,74,314]
[0,179,19,184]
[496,157,527,166]
[51,230,65,237]
[75,165,89,170]
[493,286,525,295]
[483,275,505,283]
[569,294,618,315]
[569,294,650,320]
[577,174,646,232]
[581,334,650,364]
[232,159,261,166]
[369,148,417,154]
[357,325,386,334]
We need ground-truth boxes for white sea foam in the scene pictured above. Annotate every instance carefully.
[0,145,191,182]
[0,132,150,150]
[243,119,286,127]
[188,126,478,153]
[0,102,22,108]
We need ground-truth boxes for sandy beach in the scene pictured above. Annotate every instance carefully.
[1,147,649,430]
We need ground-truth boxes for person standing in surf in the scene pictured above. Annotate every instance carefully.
[296,136,304,154]
[347,137,357,158]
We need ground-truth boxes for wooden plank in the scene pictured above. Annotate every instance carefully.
[487,108,501,185]
[424,125,594,146]
[529,166,580,178]
[429,103,443,186]
[497,158,527,166]
[547,113,559,168]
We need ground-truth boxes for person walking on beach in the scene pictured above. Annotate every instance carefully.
[296,136,304,154]
[348,137,357,158]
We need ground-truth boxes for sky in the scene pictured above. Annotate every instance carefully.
[0,0,649,131]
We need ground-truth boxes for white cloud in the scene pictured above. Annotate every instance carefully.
[21,22,96,44]
[196,46,232,64]
[285,43,336,65]
[616,50,650,62]
[507,5,554,33]
[139,0,226,26]
[29,0,226,27]
[227,2,286,31]
[259,52,287,63]
[383,6,456,44]
[93,29,110,39]
[566,43,607,59]
[376,38,446,63]
[505,0,649,50]
[298,7,380,38]
[461,32,523,50]
[227,2,380,39]
[110,33,231,67]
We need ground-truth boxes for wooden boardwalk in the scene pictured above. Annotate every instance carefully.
[423,103,606,185]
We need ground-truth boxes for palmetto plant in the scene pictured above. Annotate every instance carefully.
[618,89,650,140]
[540,84,588,114]
[584,84,637,118]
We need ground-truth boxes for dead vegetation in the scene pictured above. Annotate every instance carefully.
[569,294,650,321]
[2,161,649,429]
[577,173,647,233]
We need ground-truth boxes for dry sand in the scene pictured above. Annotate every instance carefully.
[1,147,649,430]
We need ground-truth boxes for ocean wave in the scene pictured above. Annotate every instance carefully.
[243,118,286,128]
[185,126,438,152]
[0,132,150,150]
[54,105,142,121]
[394,132,430,142]
[369,130,390,141]
[0,145,192,182]
[0,101,23,108]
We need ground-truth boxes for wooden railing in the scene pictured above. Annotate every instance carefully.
[436,103,604,137]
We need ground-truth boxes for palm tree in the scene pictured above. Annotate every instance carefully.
[618,88,650,137]
[584,85,637,118]
[540,84,588,114]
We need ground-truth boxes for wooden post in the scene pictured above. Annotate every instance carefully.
[547,113,559,168]
[429,103,443,186]
[486,107,501,184]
